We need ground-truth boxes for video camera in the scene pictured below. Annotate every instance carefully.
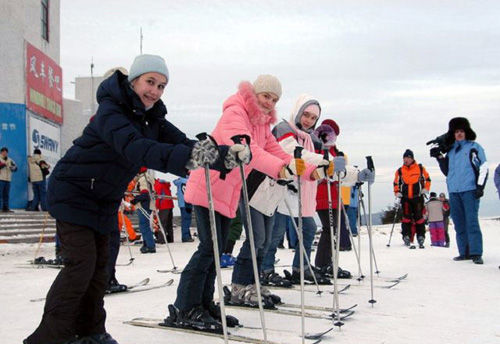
[426,132,452,158]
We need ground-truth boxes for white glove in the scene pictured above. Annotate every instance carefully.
[280,158,306,180]
[395,192,403,199]
[229,144,251,164]
[358,168,375,185]
[420,188,429,196]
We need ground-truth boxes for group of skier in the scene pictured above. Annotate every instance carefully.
[23,51,490,344]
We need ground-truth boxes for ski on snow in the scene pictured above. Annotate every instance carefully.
[30,278,172,302]
[223,301,354,320]
[124,319,288,344]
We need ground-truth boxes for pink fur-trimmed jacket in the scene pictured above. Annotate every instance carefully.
[184,81,294,218]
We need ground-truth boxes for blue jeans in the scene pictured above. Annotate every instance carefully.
[138,207,155,248]
[347,206,358,235]
[0,180,11,210]
[449,190,483,257]
[231,202,274,285]
[175,205,231,311]
[180,206,193,241]
[32,180,48,211]
[262,213,316,272]
[262,212,288,272]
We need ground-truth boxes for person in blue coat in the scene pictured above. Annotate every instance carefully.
[435,117,488,265]
[25,54,240,344]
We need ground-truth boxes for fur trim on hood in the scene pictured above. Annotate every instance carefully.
[238,81,278,126]
[314,124,337,147]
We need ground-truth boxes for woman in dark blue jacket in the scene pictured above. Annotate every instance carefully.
[25,54,230,344]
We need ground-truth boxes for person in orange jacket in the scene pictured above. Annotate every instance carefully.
[393,149,431,248]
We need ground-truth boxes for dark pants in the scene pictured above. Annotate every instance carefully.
[315,208,348,268]
[107,224,121,282]
[32,180,48,211]
[401,197,425,238]
[0,180,10,210]
[159,208,173,243]
[174,205,231,311]
[180,206,193,241]
[26,221,110,344]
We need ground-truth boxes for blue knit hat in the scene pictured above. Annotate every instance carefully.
[128,54,169,84]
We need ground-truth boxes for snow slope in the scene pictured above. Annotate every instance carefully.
[1,218,499,344]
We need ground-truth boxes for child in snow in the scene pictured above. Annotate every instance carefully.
[167,75,316,331]
[424,192,448,246]
[24,54,240,344]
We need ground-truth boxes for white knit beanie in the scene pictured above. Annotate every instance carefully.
[128,54,169,84]
[253,74,282,99]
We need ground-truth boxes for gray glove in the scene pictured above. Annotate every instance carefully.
[333,156,346,173]
[395,192,403,199]
[186,138,220,170]
[224,144,251,169]
[358,168,375,185]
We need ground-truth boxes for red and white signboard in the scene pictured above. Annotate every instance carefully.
[25,42,63,124]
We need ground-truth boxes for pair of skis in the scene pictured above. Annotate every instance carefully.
[29,278,173,302]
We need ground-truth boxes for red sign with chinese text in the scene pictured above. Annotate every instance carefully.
[25,42,63,124]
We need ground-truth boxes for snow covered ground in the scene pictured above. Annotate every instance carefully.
[1,218,499,344]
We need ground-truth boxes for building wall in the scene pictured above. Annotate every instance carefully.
[61,98,88,156]
[0,0,60,104]
[75,75,104,116]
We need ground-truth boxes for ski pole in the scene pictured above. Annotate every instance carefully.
[332,156,344,328]
[142,173,178,272]
[231,135,268,344]
[197,133,229,344]
[33,212,50,264]
[119,202,134,264]
[386,199,401,247]
[340,202,364,281]
[293,146,306,344]
[283,199,323,295]
[365,156,376,306]
[358,197,381,275]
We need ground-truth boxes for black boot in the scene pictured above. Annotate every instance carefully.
[417,236,425,249]
[204,301,240,327]
[106,277,127,293]
[167,304,222,332]
[261,270,292,288]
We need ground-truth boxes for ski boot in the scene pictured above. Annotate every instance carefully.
[220,254,236,268]
[403,236,410,247]
[315,264,352,279]
[176,305,223,332]
[106,277,127,294]
[286,268,332,285]
[225,284,275,309]
[417,236,425,249]
[260,270,292,288]
[204,301,240,327]
[261,285,282,305]
[33,256,48,265]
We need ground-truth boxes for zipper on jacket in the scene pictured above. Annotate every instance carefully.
[91,178,95,189]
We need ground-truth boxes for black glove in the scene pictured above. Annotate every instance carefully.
[475,186,484,199]
[130,199,139,205]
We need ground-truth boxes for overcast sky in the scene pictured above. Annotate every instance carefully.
[60,0,500,216]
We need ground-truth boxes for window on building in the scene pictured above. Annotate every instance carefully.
[41,0,49,42]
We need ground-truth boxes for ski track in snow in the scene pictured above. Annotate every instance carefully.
[1,218,499,344]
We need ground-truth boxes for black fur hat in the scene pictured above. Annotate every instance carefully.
[447,117,476,141]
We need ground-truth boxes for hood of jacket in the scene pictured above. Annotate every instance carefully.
[96,70,168,120]
[289,94,321,134]
[223,81,278,126]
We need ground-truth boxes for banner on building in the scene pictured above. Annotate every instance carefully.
[25,41,63,124]
[0,103,28,209]
[29,114,61,168]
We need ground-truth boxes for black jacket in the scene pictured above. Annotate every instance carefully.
[48,71,196,234]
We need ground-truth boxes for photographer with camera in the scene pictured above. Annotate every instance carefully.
[429,117,488,265]
[393,149,431,248]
